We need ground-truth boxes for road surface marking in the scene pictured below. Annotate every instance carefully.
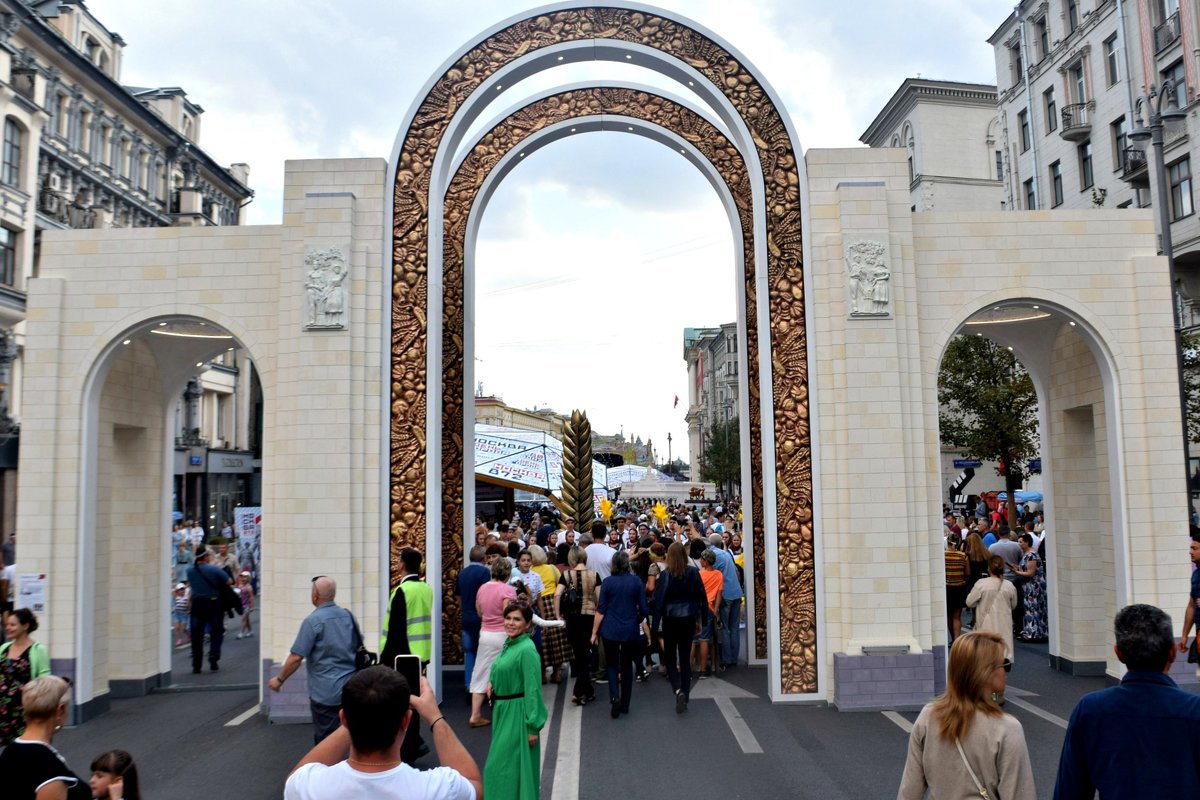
[1005,695,1068,729]
[550,681,580,800]
[714,696,763,753]
[882,710,913,733]
[224,703,260,726]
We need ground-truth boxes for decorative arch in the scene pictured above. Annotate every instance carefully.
[390,4,817,694]
[438,84,767,663]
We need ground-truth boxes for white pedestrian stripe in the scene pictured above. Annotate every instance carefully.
[882,710,913,733]
[714,696,764,753]
[224,703,260,727]
[690,677,762,754]
[550,683,581,800]
[1005,694,1068,730]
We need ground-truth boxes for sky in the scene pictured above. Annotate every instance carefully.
[102,0,1013,463]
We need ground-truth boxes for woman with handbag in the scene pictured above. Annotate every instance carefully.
[651,542,709,713]
[555,546,598,706]
[897,631,1035,799]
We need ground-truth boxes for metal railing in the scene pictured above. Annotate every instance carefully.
[1121,146,1147,178]
[1060,102,1092,138]
[1155,11,1181,52]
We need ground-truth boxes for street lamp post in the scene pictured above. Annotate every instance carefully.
[1131,79,1195,517]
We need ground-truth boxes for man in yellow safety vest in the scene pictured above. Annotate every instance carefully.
[381,547,433,764]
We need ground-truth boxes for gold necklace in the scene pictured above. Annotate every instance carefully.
[350,758,400,767]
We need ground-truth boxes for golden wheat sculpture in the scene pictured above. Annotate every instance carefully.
[560,409,596,533]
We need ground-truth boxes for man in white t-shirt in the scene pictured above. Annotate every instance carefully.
[581,524,617,582]
[284,666,480,800]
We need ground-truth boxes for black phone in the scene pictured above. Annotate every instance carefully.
[393,654,422,693]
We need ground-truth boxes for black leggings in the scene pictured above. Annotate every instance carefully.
[661,615,696,696]
[566,613,594,699]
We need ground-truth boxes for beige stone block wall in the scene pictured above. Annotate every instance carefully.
[97,341,164,685]
[808,145,1188,684]
[16,158,389,709]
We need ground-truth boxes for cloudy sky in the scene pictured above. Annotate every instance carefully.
[104,0,1012,464]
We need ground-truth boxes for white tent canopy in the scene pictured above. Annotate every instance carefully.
[474,425,606,497]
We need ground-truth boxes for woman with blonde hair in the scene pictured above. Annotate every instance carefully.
[527,545,569,683]
[897,631,1034,799]
[0,675,91,798]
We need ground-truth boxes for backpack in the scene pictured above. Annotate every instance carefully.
[561,571,582,616]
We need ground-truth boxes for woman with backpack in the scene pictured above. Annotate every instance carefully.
[651,542,709,713]
[555,546,599,705]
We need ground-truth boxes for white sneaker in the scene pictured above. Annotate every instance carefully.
[235,633,243,640]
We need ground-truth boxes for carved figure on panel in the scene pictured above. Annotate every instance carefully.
[304,245,348,330]
[846,240,890,316]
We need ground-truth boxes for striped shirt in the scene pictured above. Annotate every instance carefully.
[944,550,969,587]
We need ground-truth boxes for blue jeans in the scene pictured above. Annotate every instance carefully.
[719,598,742,665]
[461,625,479,689]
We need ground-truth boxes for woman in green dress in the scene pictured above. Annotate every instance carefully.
[484,601,548,800]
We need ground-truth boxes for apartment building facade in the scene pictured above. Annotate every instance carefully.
[860,78,1007,211]
[682,323,740,480]
[0,0,253,540]
[989,1,1200,315]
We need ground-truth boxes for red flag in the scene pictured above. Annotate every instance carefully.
[674,394,680,408]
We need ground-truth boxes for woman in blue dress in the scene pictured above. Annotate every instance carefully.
[1015,533,1048,642]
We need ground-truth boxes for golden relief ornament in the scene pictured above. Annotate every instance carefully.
[391,7,813,691]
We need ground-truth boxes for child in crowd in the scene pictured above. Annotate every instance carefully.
[236,571,255,639]
[90,749,141,800]
[172,582,189,647]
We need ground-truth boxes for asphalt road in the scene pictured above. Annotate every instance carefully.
[46,634,1194,799]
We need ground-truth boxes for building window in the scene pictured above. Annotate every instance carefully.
[1104,34,1119,85]
[995,150,1004,181]
[0,228,16,287]
[56,95,69,138]
[1010,43,1023,86]
[1070,63,1087,103]
[78,111,91,156]
[1035,17,1049,61]
[100,125,112,166]
[1169,157,1193,220]
[1163,60,1187,109]
[1050,161,1064,206]
[2,119,22,188]
[1111,116,1127,169]
[1018,110,1031,152]
[1025,178,1037,210]
[1044,88,1057,132]
[1078,140,1094,189]
[1067,0,1079,33]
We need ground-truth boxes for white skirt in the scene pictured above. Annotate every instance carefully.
[471,629,508,694]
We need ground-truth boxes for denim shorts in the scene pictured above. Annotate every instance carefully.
[173,611,188,626]
[693,615,713,643]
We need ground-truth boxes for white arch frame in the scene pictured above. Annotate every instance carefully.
[384,2,822,701]
[75,312,267,710]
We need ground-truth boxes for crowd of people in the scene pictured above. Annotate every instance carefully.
[269,500,746,799]
[942,500,1048,679]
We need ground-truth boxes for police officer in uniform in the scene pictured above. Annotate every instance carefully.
[381,547,434,764]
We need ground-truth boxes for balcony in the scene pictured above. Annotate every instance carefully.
[1060,102,1093,142]
[1120,147,1149,186]
[1155,11,1181,53]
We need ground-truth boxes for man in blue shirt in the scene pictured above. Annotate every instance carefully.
[268,576,361,744]
[707,530,744,669]
[455,545,490,693]
[186,546,233,674]
[1053,603,1200,799]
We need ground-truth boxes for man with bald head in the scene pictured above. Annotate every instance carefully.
[269,575,363,743]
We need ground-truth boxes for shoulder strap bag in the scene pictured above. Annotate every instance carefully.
[349,611,378,671]
[955,737,996,799]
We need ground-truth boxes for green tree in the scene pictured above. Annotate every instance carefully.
[700,416,740,498]
[1184,331,1200,445]
[938,335,1039,524]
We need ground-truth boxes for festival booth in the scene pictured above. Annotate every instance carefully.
[473,425,607,511]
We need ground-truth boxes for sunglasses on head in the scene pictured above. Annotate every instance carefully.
[1002,658,1013,673]
[311,575,326,584]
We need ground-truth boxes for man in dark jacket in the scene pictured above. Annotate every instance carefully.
[186,546,233,673]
